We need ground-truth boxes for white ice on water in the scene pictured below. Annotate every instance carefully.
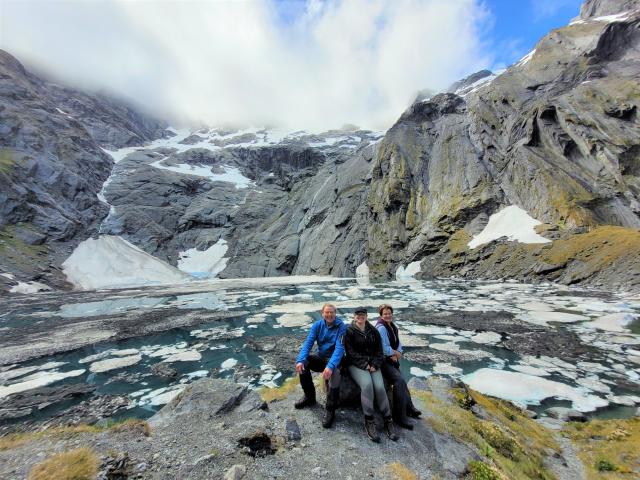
[468,205,550,249]
[89,354,142,373]
[463,368,609,412]
[62,235,190,290]
[0,369,85,399]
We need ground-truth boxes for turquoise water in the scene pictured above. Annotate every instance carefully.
[1,278,639,427]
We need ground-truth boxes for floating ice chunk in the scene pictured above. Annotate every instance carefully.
[430,342,460,352]
[63,236,190,290]
[397,332,429,347]
[433,363,463,375]
[0,361,67,382]
[162,351,202,363]
[0,369,85,399]
[190,326,245,340]
[404,325,453,335]
[138,385,185,406]
[575,376,612,394]
[80,349,141,364]
[178,239,228,278]
[221,358,238,370]
[246,314,268,324]
[280,294,314,302]
[433,335,464,343]
[342,287,363,299]
[410,367,431,378]
[588,312,637,332]
[519,302,555,312]
[277,313,313,327]
[606,395,640,406]
[462,368,608,412]
[396,261,422,280]
[90,354,142,373]
[468,205,550,249]
[470,332,502,345]
[265,299,410,314]
[183,370,209,381]
[517,311,589,326]
[509,364,551,377]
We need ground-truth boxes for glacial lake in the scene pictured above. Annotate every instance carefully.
[1,277,639,430]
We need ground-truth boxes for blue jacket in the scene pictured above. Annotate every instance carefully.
[295,317,346,371]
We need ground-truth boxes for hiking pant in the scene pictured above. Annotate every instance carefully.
[380,359,415,421]
[299,354,341,411]
[348,365,391,418]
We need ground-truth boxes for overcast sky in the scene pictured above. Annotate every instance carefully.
[0,0,582,131]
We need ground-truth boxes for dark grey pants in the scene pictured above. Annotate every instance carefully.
[348,365,391,417]
[380,359,415,421]
[299,354,341,411]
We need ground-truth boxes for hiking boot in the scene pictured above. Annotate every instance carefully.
[294,396,316,409]
[322,409,335,428]
[407,407,422,418]
[384,417,399,441]
[395,417,414,430]
[364,416,380,443]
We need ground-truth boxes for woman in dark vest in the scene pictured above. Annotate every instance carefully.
[343,306,398,443]
[375,304,422,429]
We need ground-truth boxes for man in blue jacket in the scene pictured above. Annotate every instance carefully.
[294,303,346,428]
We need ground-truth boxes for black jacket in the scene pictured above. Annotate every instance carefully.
[344,321,384,370]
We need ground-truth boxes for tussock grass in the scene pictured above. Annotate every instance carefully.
[562,417,640,479]
[0,419,151,451]
[28,447,98,480]
[385,461,418,480]
[412,387,558,480]
[260,376,300,402]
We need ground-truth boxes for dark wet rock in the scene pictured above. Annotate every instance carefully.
[0,49,168,290]
[284,418,301,441]
[0,383,96,421]
[151,363,178,379]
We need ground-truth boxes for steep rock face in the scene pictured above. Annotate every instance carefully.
[0,50,167,288]
[99,131,377,278]
[366,3,640,282]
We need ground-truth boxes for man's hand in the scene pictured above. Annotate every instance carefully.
[322,367,333,380]
[394,350,402,361]
[295,362,305,374]
[367,365,376,372]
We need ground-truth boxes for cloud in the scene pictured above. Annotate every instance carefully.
[0,0,491,131]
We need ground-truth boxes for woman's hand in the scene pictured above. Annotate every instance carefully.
[367,365,376,372]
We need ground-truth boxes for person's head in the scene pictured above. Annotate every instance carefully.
[321,303,337,325]
[353,306,368,326]
[379,304,393,323]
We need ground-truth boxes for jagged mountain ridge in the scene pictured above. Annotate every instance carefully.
[0,0,639,292]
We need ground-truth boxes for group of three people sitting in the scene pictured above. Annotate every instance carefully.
[294,303,421,442]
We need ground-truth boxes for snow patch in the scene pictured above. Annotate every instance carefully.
[178,239,229,278]
[395,261,422,280]
[9,281,51,294]
[468,205,550,249]
[150,161,253,189]
[62,235,190,290]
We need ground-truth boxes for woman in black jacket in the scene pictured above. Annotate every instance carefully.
[343,306,398,443]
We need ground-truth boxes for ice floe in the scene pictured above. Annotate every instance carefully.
[89,354,142,373]
[0,369,86,399]
[162,351,202,363]
[468,205,550,249]
[277,313,313,328]
[433,363,463,375]
[587,312,637,332]
[517,311,589,326]
[462,368,609,412]
[409,367,431,378]
[138,385,185,406]
[221,358,238,370]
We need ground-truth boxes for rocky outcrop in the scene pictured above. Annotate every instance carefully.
[0,49,168,289]
[365,1,640,285]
